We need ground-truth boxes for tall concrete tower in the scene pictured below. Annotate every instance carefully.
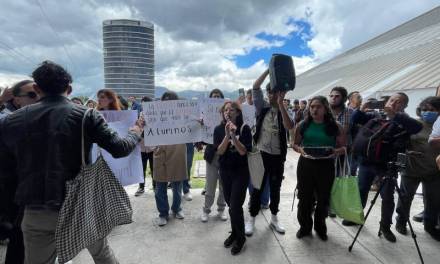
[103,19,154,99]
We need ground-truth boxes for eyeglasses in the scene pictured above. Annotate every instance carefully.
[17,91,38,99]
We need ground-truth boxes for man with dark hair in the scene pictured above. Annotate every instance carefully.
[0,79,39,264]
[329,86,352,138]
[350,92,422,242]
[295,100,307,123]
[71,97,84,105]
[128,96,143,114]
[0,60,143,263]
[245,69,294,236]
[0,80,38,118]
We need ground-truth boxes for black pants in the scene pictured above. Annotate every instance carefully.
[5,224,24,264]
[3,208,24,264]
[140,152,154,189]
[297,157,335,233]
[220,166,249,242]
[249,152,284,217]
[396,176,440,228]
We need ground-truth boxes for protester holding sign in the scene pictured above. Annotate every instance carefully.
[292,96,346,241]
[153,91,188,227]
[201,88,228,222]
[136,96,156,196]
[214,101,252,255]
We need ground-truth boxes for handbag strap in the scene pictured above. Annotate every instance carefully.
[81,108,94,166]
[335,148,351,177]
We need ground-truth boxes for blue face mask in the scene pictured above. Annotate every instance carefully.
[421,111,438,123]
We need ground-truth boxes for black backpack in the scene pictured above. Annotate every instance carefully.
[352,118,406,164]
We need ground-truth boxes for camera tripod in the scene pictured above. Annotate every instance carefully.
[348,161,424,264]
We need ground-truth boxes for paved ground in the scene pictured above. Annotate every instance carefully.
[2,150,438,263]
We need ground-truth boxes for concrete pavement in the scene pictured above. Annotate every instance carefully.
[2,150,437,263]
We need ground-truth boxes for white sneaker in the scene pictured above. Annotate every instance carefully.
[201,211,209,222]
[245,217,255,236]
[218,210,228,221]
[270,214,285,234]
[183,192,193,201]
[174,211,185,219]
[155,217,168,226]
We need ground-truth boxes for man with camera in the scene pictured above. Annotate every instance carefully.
[350,92,422,242]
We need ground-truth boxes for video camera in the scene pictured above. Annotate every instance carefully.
[385,152,408,178]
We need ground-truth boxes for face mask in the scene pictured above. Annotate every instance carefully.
[421,111,438,123]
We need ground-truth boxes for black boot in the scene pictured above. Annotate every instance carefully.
[224,233,235,248]
[231,237,246,255]
[296,228,312,239]
[380,225,396,242]
[314,221,328,241]
[395,221,407,235]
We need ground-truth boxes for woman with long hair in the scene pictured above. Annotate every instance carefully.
[97,89,121,110]
[200,88,228,222]
[292,96,346,241]
[153,91,188,226]
[214,101,252,255]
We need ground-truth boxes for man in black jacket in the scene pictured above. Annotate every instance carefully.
[245,69,294,236]
[0,61,143,263]
[0,79,39,264]
[350,92,422,242]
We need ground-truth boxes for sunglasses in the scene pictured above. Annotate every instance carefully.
[17,91,38,99]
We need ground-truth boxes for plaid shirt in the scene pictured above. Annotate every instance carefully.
[334,106,353,145]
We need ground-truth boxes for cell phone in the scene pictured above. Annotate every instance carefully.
[238,88,245,97]
[368,100,385,109]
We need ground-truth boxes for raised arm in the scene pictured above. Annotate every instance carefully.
[277,91,295,130]
[252,69,270,116]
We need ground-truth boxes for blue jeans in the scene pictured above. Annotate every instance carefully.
[358,163,395,227]
[248,175,270,206]
[183,143,194,194]
[155,181,182,218]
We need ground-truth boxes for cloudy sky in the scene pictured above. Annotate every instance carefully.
[0,0,438,95]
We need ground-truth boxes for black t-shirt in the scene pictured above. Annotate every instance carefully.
[213,123,252,168]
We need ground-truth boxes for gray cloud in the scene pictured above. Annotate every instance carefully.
[0,0,438,95]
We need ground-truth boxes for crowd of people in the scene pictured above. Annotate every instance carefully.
[0,60,439,263]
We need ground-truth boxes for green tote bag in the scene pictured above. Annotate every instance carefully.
[330,154,365,224]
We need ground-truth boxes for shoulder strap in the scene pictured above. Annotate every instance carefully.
[81,108,94,166]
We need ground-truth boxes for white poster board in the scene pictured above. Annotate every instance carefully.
[143,99,255,146]
[92,110,144,186]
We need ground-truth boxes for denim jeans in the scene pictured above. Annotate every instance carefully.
[183,143,194,194]
[155,181,182,218]
[248,174,270,206]
[358,163,395,227]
